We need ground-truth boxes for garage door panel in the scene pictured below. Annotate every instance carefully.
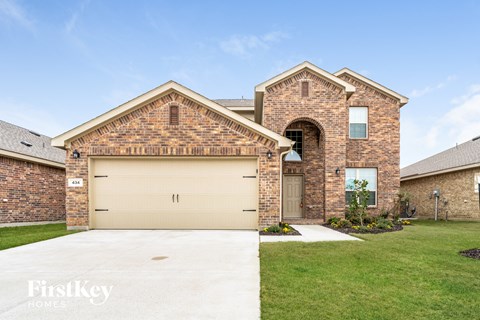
[91,158,258,230]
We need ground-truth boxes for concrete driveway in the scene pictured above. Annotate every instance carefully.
[0,230,260,320]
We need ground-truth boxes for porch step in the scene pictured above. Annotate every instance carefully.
[283,218,324,225]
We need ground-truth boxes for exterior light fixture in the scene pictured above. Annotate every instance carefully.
[266,150,273,159]
[284,150,301,162]
[72,149,80,159]
[335,167,340,175]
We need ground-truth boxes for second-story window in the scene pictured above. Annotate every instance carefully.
[286,129,303,160]
[349,107,368,139]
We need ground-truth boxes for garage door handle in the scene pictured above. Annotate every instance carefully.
[177,194,179,203]
[172,194,175,203]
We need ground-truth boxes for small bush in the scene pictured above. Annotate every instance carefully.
[363,215,375,225]
[337,219,352,228]
[376,217,394,229]
[345,213,361,225]
[327,217,340,224]
[266,225,281,233]
[379,208,390,219]
[402,220,412,225]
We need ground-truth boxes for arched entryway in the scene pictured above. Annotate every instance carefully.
[282,118,325,220]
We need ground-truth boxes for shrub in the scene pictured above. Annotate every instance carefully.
[379,208,390,219]
[363,215,375,225]
[337,219,352,228]
[347,179,370,227]
[376,217,393,229]
[345,212,361,225]
[266,225,281,233]
[327,217,340,224]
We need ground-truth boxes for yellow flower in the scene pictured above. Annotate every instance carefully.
[263,227,268,232]
[282,227,289,233]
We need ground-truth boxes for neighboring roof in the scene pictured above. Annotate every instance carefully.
[0,120,65,168]
[254,61,356,124]
[401,137,480,181]
[214,99,254,108]
[334,68,409,107]
[52,81,293,150]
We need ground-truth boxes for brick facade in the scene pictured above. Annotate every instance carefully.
[66,92,280,228]
[263,70,401,219]
[0,156,65,223]
[401,168,480,220]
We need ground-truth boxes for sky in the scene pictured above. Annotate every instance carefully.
[0,0,479,167]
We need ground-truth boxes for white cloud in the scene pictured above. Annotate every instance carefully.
[409,74,457,98]
[0,0,35,31]
[220,31,289,58]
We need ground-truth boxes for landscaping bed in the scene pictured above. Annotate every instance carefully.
[324,223,403,234]
[460,248,480,260]
[259,222,301,236]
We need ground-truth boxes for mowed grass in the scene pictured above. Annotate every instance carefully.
[0,223,80,250]
[260,220,480,320]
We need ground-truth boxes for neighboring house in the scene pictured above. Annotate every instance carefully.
[52,61,408,230]
[0,120,66,224]
[401,137,480,220]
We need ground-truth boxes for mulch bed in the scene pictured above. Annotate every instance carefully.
[459,248,480,260]
[323,224,403,234]
[259,227,301,236]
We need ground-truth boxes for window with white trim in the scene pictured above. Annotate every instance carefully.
[475,173,480,193]
[345,168,377,206]
[349,107,368,139]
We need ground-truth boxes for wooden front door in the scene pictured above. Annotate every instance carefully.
[283,175,303,218]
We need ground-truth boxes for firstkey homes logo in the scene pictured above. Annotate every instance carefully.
[28,280,113,308]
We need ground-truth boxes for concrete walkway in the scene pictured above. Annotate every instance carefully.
[0,230,260,320]
[260,224,361,242]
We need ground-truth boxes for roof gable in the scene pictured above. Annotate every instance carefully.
[52,81,292,149]
[255,61,356,95]
[334,68,409,107]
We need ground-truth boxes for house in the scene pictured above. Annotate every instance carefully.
[52,61,408,230]
[401,137,480,220]
[0,120,66,224]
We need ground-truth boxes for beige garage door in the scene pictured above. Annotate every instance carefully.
[91,158,258,230]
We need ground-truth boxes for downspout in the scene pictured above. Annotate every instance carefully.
[279,146,293,222]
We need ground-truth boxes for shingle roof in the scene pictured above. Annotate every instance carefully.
[214,99,254,107]
[401,136,480,179]
[0,120,65,165]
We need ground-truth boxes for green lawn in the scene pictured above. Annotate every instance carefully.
[260,220,480,320]
[0,223,80,250]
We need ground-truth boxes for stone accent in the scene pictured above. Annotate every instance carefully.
[401,167,480,220]
[0,156,65,223]
[66,92,280,229]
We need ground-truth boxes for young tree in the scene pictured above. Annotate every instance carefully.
[348,179,370,226]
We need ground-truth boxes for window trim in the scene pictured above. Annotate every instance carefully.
[345,167,378,207]
[285,129,304,161]
[349,106,369,139]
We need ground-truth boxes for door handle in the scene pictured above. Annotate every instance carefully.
[172,194,175,203]
[177,194,179,203]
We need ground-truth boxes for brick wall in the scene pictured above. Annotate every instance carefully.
[338,73,401,214]
[401,168,480,220]
[262,70,401,219]
[0,156,65,223]
[66,92,280,229]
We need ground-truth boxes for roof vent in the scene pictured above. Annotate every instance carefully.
[21,141,33,147]
[472,135,480,141]
[28,130,41,137]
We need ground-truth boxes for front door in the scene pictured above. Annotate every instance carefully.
[283,175,303,218]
